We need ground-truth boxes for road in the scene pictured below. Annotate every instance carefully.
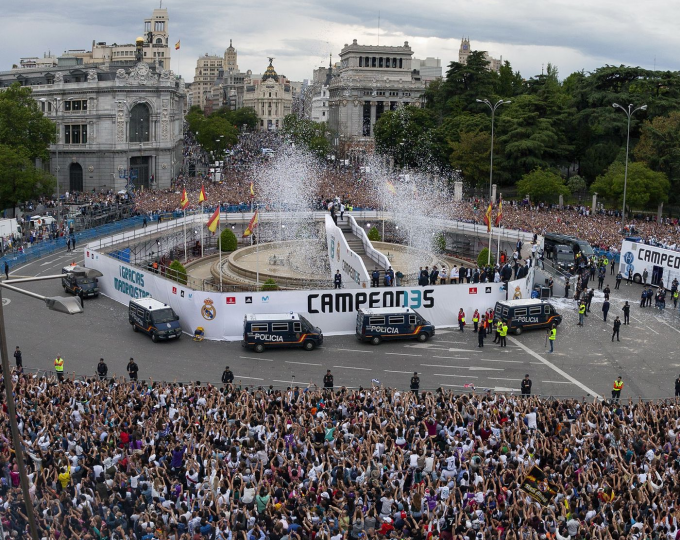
[6,252,680,399]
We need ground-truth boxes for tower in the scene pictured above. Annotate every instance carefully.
[224,39,238,73]
[459,37,470,64]
[143,8,170,68]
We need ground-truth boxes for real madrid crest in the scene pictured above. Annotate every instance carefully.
[201,298,216,320]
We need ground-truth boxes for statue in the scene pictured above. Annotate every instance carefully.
[87,69,98,82]
[116,69,128,81]
[160,69,171,80]
[54,72,64,83]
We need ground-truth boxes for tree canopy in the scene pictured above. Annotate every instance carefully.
[590,161,669,211]
[515,168,569,204]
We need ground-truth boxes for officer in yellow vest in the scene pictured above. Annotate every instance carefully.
[612,376,623,402]
[547,324,556,353]
[54,355,65,382]
[578,302,586,326]
[494,320,502,343]
[472,310,480,333]
[499,322,508,348]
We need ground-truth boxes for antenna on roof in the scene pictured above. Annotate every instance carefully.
[378,11,381,46]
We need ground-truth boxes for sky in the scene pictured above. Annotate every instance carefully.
[3,0,676,83]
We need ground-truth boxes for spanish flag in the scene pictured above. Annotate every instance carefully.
[199,185,207,203]
[494,198,503,227]
[386,181,396,195]
[483,202,492,232]
[180,188,189,210]
[250,182,255,198]
[175,40,181,51]
[243,210,259,237]
[207,206,220,234]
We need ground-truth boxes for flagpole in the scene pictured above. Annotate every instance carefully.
[183,209,187,262]
[218,202,222,292]
[256,209,260,289]
[200,201,204,258]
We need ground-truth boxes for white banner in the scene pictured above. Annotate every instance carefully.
[324,214,370,289]
[84,247,534,341]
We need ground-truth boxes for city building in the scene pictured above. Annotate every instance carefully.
[310,59,334,123]
[191,54,223,109]
[458,38,502,72]
[0,39,186,193]
[411,57,443,82]
[243,59,293,131]
[327,39,427,154]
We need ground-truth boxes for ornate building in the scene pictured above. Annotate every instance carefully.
[243,59,293,131]
[327,39,427,151]
[458,38,502,72]
[190,40,250,111]
[0,43,186,192]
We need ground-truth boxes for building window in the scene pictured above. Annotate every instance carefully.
[156,38,163,45]
[359,57,363,67]
[399,58,403,68]
[40,101,45,112]
[379,57,383,68]
[154,21,164,31]
[385,57,390,67]
[145,21,151,32]
[129,103,150,142]
[392,58,397,68]
[372,57,376,68]
[64,124,87,145]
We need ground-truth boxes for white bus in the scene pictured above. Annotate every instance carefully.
[619,239,680,287]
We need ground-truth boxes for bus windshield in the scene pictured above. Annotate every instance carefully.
[577,242,594,257]
[151,308,177,324]
[299,315,314,330]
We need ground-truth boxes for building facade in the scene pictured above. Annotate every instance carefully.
[327,39,427,145]
[243,59,293,131]
[412,57,443,82]
[191,54,223,109]
[458,38,502,72]
[0,56,186,193]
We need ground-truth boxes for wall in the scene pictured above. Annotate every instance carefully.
[85,245,533,341]
[324,214,370,288]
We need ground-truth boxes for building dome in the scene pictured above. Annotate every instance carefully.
[261,58,279,82]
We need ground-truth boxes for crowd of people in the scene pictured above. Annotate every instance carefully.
[3,368,680,540]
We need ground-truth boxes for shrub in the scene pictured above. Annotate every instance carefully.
[367,226,381,242]
[477,248,495,268]
[219,228,238,252]
[434,232,446,252]
[260,278,279,291]
[168,260,188,285]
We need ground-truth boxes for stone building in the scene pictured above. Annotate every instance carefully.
[327,39,427,150]
[411,57,443,82]
[458,38,502,72]
[243,59,293,131]
[0,48,186,192]
[191,54,224,109]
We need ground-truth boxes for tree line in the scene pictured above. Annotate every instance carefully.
[373,52,680,211]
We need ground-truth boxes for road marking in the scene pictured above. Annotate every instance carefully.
[273,379,299,385]
[432,356,470,360]
[508,336,601,399]
[542,380,572,384]
[1,298,9,306]
[655,317,680,334]
[488,377,522,381]
[630,315,643,323]
[439,384,468,388]
[421,364,502,371]
[333,365,372,371]
[433,340,469,344]
[40,258,63,266]
[335,348,372,353]
[239,356,274,362]
[645,326,660,334]
[385,352,422,357]
[479,358,523,364]
[434,373,478,378]
[234,375,264,380]
[285,361,321,366]
[384,370,414,374]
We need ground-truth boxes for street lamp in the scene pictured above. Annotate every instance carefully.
[39,97,63,227]
[477,98,511,265]
[0,271,90,540]
[612,103,647,232]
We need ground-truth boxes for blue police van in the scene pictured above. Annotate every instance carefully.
[129,298,182,342]
[242,313,323,353]
[356,307,435,345]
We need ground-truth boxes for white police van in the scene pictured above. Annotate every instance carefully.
[129,298,182,342]
[242,313,323,353]
[356,307,435,345]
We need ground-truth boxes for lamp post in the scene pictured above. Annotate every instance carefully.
[39,98,64,227]
[612,103,647,232]
[0,271,90,540]
[477,98,511,265]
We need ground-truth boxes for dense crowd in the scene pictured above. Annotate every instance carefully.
[3,370,680,540]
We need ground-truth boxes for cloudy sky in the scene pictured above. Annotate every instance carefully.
[3,0,674,83]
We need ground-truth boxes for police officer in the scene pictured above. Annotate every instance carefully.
[323,369,334,392]
[472,310,480,333]
[334,270,342,289]
[586,288,595,313]
[410,371,420,397]
[622,301,630,325]
[578,301,586,326]
[499,321,508,348]
[97,358,108,380]
[615,271,622,289]
[371,267,380,288]
[602,299,610,322]
[564,277,570,299]
[127,357,139,381]
[13,346,22,369]
[612,316,621,342]
[478,316,486,348]
[521,374,532,396]
[547,324,556,353]
[222,366,234,386]
[494,320,502,343]
[54,355,65,382]
[612,376,623,402]
[675,374,680,397]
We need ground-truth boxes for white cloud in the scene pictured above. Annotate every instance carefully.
[2,0,676,82]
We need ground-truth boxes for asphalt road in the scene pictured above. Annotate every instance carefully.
[6,251,680,399]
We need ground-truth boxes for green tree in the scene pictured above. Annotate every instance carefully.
[219,228,238,252]
[449,130,491,187]
[495,60,524,98]
[590,161,669,210]
[261,278,279,291]
[439,51,497,116]
[281,115,331,159]
[168,260,188,285]
[185,105,205,134]
[516,168,569,203]
[194,115,238,156]
[477,248,495,268]
[634,111,680,203]
[367,226,381,242]
[0,146,55,213]
[374,106,441,169]
[231,107,259,131]
[566,175,587,200]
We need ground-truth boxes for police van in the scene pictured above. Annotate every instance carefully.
[242,313,323,353]
[61,266,100,298]
[619,239,680,287]
[493,299,562,335]
[129,298,182,342]
[355,307,435,345]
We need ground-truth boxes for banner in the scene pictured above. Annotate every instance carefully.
[84,247,517,341]
[520,466,559,506]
